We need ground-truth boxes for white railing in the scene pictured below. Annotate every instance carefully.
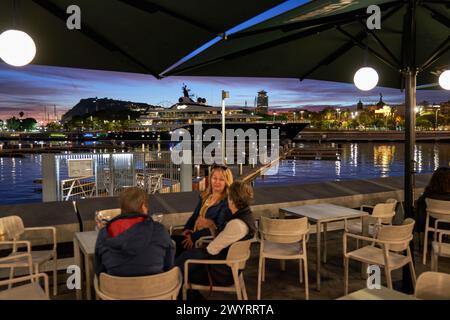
[61,176,96,201]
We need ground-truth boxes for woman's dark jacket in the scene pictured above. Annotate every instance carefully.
[415,192,450,232]
[184,195,231,243]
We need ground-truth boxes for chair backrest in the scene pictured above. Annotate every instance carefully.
[425,198,450,220]
[96,267,182,300]
[226,240,252,269]
[260,216,309,244]
[377,218,415,251]
[415,272,450,300]
[372,201,397,224]
[95,208,121,229]
[0,216,25,241]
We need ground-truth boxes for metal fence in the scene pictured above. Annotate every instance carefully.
[54,151,180,201]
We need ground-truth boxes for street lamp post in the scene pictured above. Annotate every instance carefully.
[336,108,341,124]
[300,110,304,120]
[433,105,440,131]
[221,90,229,163]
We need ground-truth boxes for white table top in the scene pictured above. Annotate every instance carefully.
[337,286,419,300]
[280,203,368,222]
[74,231,98,256]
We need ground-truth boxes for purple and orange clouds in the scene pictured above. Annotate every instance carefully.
[0,63,448,121]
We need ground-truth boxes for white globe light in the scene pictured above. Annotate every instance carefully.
[439,70,450,90]
[0,30,36,67]
[353,67,379,91]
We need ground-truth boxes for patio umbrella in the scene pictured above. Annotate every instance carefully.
[0,0,285,78]
[165,0,450,220]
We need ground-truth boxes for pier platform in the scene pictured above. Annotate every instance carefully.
[296,130,450,142]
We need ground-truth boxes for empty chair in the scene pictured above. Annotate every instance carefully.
[343,218,416,294]
[347,199,397,240]
[94,267,182,300]
[415,271,450,300]
[0,215,58,296]
[429,215,450,271]
[183,240,252,300]
[423,198,450,265]
[0,273,50,300]
[136,173,163,194]
[258,216,309,300]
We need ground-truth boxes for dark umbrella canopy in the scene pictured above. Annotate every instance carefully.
[163,0,449,291]
[0,0,285,78]
[165,0,449,219]
[165,0,449,89]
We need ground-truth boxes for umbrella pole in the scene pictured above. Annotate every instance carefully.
[402,0,417,293]
[402,69,417,294]
[404,70,416,222]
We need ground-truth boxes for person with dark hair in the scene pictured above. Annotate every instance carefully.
[175,180,256,295]
[173,165,233,256]
[94,187,174,276]
[416,167,450,232]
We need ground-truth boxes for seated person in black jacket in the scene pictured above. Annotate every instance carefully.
[176,180,256,289]
[416,167,450,233]
[94,187,175,276]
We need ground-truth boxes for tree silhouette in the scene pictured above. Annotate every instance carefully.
[19,111,24,118]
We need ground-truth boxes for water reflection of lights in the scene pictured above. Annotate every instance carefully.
[350,143,358,167]
[433,144,440,171]
[373,145,395,177]
[335,160,341,177]
[292,160,296,176]
[414,145,423,173]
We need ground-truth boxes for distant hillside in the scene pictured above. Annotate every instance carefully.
[61,98,159,123]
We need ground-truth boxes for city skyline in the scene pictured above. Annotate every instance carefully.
[0,62,448,121]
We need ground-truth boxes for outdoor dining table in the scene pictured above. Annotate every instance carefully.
[279,203,369,291]
[337,286,419,300]
[73,230,98,300]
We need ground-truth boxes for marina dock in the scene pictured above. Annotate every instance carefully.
[296,130,450,142]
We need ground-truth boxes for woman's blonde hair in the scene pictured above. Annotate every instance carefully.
[201,165,234,203]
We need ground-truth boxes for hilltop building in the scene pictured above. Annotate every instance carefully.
[255,90,269,114]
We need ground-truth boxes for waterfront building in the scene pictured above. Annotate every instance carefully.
[356,100,364,111]
[255,90,269,114]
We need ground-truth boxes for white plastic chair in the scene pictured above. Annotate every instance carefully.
[257,216,309,300]
[94,208,121,230]
[415,271,450,300]
[0,273,49,300]
[0,216,58,296]
[94,267,182,300]
[423,198,450,265]
[344,218,416,294]
[429,218,450,272]
[347,199,397,241]
[183,240,252,300]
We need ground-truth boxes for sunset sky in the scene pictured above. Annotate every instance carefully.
[0,63,448,122]
[0,0,448,122]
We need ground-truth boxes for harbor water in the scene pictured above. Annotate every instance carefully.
[1,142,449,205]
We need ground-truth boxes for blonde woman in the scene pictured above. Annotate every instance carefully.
[176,181,256,298]
[174,164,233,255]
